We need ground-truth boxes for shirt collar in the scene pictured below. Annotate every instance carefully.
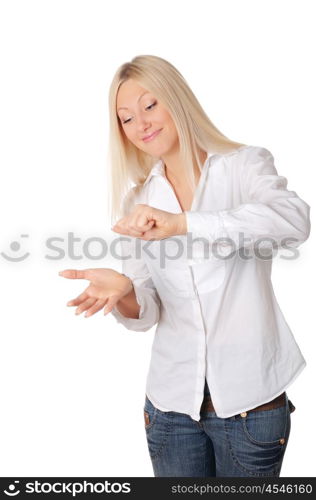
[143,151,216,187]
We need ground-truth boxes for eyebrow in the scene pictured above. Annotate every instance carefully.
[117,91,150,111]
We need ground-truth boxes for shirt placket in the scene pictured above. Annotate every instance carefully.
[159,162,215,421]
[188,263,209,421]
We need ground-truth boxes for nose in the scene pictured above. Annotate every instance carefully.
[136,113,151,133]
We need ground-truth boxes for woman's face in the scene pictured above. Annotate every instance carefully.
[116,78,179,158]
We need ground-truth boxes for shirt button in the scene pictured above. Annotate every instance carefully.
[240,411,247,417]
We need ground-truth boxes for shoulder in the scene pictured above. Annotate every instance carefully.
[235,145,279,184]
[210,145,274,178]
[230,145,275,173]
[210,145,274,170]
[228,144,274,162]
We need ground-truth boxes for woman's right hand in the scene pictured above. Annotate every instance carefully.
[58,268,133,317]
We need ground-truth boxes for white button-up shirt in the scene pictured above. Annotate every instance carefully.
[111,145,310,421]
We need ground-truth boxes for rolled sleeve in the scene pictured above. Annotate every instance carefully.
[111,279,160,332]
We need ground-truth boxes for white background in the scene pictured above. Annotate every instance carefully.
[0,0,315,477]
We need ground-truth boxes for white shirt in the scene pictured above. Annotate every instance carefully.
[111,144,310,421]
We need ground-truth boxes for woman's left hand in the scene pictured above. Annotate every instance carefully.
[111,204,187,240]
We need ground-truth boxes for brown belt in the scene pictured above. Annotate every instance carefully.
[200,391,295,417]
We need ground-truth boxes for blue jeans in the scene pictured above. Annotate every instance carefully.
[144,380,293,477]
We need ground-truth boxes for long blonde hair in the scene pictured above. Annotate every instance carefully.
[107,54,246,224]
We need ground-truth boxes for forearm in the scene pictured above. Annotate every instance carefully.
[115,285,141,319]
[174,213,187,235]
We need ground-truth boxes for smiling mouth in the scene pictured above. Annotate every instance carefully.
[142,129,162,142]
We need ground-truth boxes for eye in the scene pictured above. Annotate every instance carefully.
[146,101,157,110]
[120,101,157,125]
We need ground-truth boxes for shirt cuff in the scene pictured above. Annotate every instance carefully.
[184,210,223,243]
[184,209,240,258]
[111,284,159,332]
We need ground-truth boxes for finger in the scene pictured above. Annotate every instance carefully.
[128,217,155,235]
[132,218,155,232]
[66,291,90,307]
[128,212,155,232]
[112,226,145,237]
[59,269,88,279]
[103,296,120,315]
[84,299,107,317]
[112,213,151,236]
[74,297,97,315]
[139,228,159,241]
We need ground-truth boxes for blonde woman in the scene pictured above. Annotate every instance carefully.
[59,55,310,477]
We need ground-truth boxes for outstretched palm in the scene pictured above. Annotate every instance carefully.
[58,268,132,317]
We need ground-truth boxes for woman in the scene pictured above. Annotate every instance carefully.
[59,55,311,477]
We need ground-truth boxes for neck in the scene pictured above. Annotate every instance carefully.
[161,147,208,186]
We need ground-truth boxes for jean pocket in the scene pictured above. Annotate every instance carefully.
[241,404,289,446]
[144,395,158,430]
[224,404,291,476]
[143,396,173,461]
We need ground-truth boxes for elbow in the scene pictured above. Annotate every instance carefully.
[282,197,311,247]
[300,221,311,244]
[284,220,310,249]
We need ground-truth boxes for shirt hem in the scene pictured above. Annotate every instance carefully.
[145,392,175,413]
[146,391,200,421]
[145,359,306,421]
[215,359,307,418]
